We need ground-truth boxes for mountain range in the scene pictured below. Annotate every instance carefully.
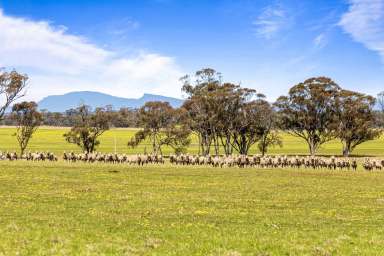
[33,90,384,112]
[38,91,184,112]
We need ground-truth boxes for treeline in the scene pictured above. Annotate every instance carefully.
[130,68,383,157]
[0,106,140,127]
[0,68,383,157]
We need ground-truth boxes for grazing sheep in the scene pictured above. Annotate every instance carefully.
[0,149,377,172]
[165,154,378,172]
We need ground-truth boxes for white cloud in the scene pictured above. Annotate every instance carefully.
[0,9,184,101]
[313,33,327,49]
[253,3,292,39]
[106,17,140,36]
[339,0,384,59]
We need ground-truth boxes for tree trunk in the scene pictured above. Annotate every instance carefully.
[261,144,266,157]
[202,135,206,156]
[260,135,266,157]
[240,133,247,155]
[19,137,27,156]
[213,134,219,156]
[342,147,350,157]
[220,133,232,156]
[20,145,25,156]
[342,141,351,157]
[226,134,232,155]
[204,134,211,156]
[87,140,93,153]
[308,139,316,156]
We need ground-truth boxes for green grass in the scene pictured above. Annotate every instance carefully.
[0,127,383,156]
[1,161,384,255]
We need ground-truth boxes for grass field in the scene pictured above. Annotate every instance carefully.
[1,161,384,255]
[0,127,383,156]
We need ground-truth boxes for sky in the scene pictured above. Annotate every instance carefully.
[0,0,383,101]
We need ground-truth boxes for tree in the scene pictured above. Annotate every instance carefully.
[0,70,28,121]
[63,105,111,153]
[214,83,258,155]
[258,131,282,156]
[128,101,191,154]
[161,121,191,154]
[229,97,272,155]
[275,77,340,156]
[256,106,282,156]
[181,68,273,156]
[181,68,222,155]
[11,101,42,155]
[336,90,381,156]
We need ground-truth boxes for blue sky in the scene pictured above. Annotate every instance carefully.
[0,0,383,101]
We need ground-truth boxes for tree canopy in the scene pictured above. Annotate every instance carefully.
[11,101,42,155]
[336,90,380,156]
[275,77,341,156]
[63,105,111,153]
[128,101,191,154]
[181,68,280,155]
[0,70,28,120]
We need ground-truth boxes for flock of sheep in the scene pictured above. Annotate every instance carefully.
[0,151,58,161]
[362,158,384,171]
[1,151,384,171]
[62,153,384,171]
[63,151,165,164]
[170,154,362,170]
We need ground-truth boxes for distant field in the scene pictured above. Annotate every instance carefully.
[0,161,384,255]
[0,127,383,156]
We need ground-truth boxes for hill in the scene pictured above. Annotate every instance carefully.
[37,91,184,112]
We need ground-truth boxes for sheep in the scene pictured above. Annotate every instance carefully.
[165,154,374,172]
[0,149,374,172]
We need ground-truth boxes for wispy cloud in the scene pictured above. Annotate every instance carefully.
[313,33,328,49]
[307,8,341,50]
[106,17,140,36]
[0,9,183,101]
[253,3,292,39]
[339,0,384,59]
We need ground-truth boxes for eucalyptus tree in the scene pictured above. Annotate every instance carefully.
[181,68,222,155]
[63,105,111,153]
[229,96,275,155]
[181,68,277,156]
[0,70,28,121]
[257,104,282,156]
[336,90,380,156]
[215,83,252,155]
[204,83,257,155]
[275,77,340,156]
[181,68,264,156]
[128,101,190,154]
[11,101,42,155]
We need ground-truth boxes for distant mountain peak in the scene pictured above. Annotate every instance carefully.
[38,91,184,112]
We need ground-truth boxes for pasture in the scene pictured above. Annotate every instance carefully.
[0,161,384,255]
[1,127,384,255]
[0,127,383,156]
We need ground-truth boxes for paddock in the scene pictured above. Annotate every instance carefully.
[0,161,384,255]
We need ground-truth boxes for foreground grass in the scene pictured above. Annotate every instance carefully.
[0,127,383,156]
[1,161,384,255]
